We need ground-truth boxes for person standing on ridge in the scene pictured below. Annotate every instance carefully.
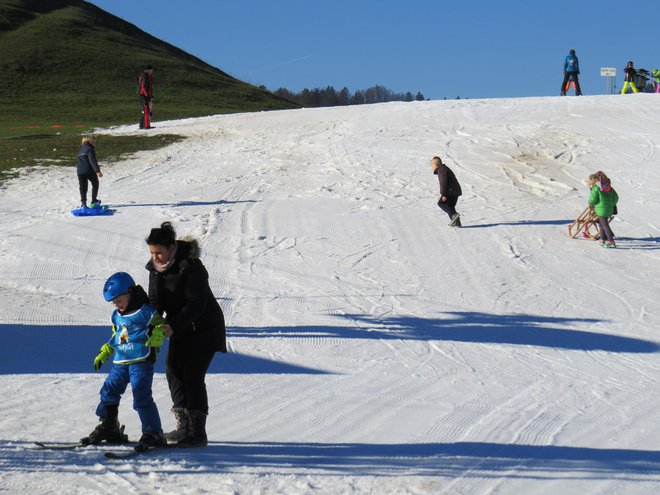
[430,156,463,227]
[561,49,582,96]
[621,61,639,94]
[138,65,154,129]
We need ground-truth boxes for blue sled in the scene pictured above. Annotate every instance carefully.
[71,205,114,217]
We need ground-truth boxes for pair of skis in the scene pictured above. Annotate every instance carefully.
[33,440,170,459]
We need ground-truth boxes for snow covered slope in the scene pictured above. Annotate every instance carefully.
[1,95,660,494]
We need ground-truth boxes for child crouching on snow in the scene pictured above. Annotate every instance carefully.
[81,272,167,447]
[588,171,619,248]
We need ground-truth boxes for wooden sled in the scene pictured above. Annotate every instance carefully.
[568,206,600,240]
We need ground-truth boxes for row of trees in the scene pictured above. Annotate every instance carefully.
[265,85,426,108]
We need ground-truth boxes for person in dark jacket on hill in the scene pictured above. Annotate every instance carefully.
[561,49,582,96]
[431,156,463,227]
[138,65,154,129]
[621,61,639,94]
[145,222,227,447]
[76,134,103,207]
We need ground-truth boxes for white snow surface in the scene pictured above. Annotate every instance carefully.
[1,95,660,495]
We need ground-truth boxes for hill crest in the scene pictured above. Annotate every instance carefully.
[0,0,296,125]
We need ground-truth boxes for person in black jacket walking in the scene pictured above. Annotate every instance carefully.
[145,222,227,447]
[76,135,103,207]
[431,156,463,227]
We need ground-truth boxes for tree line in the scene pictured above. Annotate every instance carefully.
[264,85,426,107]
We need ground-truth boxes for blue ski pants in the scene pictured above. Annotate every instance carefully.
[96,360,162,433]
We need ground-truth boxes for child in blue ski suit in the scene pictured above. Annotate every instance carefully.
[82,272,167,447]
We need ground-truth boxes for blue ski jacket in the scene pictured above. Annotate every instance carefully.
[564,55,580,74]
[108,301,159,364]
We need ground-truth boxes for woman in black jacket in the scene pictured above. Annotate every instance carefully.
[145,222,226,447]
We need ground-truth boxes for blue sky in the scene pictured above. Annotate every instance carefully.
[87,0,659,99]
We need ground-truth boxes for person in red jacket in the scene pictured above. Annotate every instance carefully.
[138,65,154,129]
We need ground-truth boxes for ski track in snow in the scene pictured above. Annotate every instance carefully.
[1,96,660,494]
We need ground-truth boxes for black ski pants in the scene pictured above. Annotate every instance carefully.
[437,196,459,219]
[78,172,99,205]
[561,72,582,95]
[166,339,216,414]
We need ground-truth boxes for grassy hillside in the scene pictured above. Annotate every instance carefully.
[0,0,298,177]
[0,0,297,126]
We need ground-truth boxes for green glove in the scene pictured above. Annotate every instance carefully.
[94,343,113,371]
[149,313,166,327]
[145,324,166,348]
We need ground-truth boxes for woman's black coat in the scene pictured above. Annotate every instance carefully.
[146,239,227,353]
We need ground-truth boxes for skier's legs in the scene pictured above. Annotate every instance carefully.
[166,343,186,409]
[437,197,457,219]
[139,95,151,128]
[598,216,615,243]
[166,364,186,410]
[573,75,582,95]
[561,73,570,95]
[621,81,638,94]
[166,345,215,414]
[78,174,89,205]
[129,361,162,433]
[181,348,215,414]
[87,173,100,204]
[143,102,151,128]
[96,364,129,418]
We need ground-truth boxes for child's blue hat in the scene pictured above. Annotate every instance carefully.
[103,272,135,301]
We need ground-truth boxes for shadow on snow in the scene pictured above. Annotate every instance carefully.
[110,199,257,208]
[0,324,328,375]
[4,440,660,481]
[1,311,656,374]
[461,219,572,229]
[231,311,659,354]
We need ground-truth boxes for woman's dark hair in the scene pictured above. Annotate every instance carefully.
[146,221,176,246]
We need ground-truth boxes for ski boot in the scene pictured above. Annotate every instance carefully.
[80,417,128,445]
[138,431,167,448]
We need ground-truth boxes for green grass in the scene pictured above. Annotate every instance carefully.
[0,127,184,182]
[0,0,298,180]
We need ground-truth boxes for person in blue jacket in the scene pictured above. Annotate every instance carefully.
[76,135,103,207]
[81,272,168,448]
[561,49,582,96]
